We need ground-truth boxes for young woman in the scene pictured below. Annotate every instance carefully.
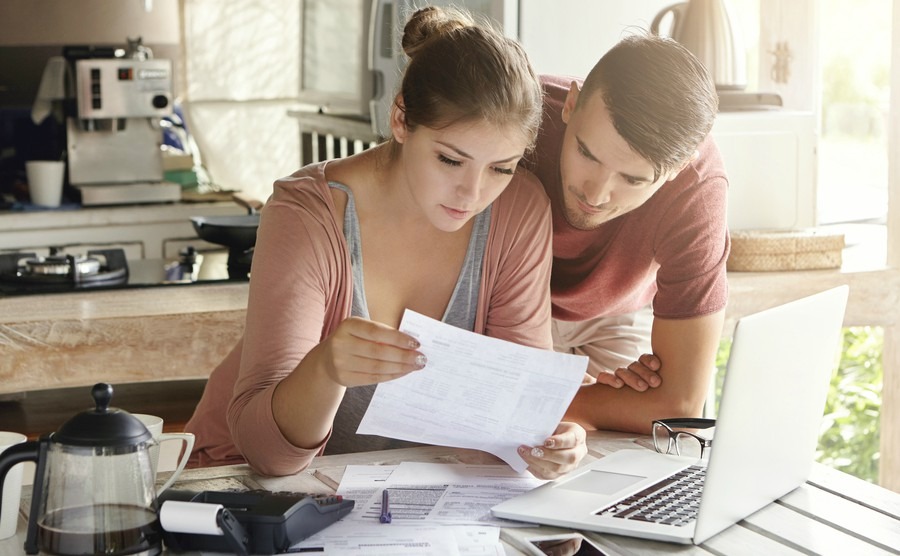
[186,6,587,480]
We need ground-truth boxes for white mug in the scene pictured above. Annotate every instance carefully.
[132,414,195,494]
[25,160,65,208]
[0,431,27,540]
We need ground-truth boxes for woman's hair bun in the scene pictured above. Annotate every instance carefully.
[401,6,475,59]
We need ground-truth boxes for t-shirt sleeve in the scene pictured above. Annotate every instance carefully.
[652,172,730,319]
[226,179,342,476]
[477,170,554,349]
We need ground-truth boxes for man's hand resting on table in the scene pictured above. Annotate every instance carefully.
[590,353,662,391]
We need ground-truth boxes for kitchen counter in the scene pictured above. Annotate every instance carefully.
[0,282,249,395]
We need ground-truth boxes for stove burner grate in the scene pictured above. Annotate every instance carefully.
[0,248,129,289]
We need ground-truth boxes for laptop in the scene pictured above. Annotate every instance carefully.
[492,286,849,544]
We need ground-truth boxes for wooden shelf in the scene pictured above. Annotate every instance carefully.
[725,266,900,331]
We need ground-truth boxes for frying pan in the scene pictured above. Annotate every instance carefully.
[190,213,259,251]
[190,192,263,251]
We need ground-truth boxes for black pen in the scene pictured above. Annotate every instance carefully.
[379,489,392,523]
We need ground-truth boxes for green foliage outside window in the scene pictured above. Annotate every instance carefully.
[714,327,883,484]
[817,327,883,482]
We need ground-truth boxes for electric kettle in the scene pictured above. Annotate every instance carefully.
[0,383,162,555]
[651,0,747,91]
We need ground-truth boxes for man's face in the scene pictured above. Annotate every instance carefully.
[558,83,682,230]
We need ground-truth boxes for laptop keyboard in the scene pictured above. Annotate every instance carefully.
[596,465,706,527]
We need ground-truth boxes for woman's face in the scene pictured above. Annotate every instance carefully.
[393,116,528,233]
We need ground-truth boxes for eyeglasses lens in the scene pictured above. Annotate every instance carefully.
[674,433,703,459]
[653,422,707,458]
[652,422,675,454]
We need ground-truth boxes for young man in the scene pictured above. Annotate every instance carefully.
[529,34,730,434]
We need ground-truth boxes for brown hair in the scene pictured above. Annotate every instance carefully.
[578,33,718,181]
[392,6,542,152]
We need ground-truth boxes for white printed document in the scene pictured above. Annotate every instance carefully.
[357,310,588,472]
[348,462,547,526]
[291,463,523,554]
[292,522,502,555]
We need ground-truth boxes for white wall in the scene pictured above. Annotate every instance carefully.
[519,0,674,77]
[181,0,301,202]
[756,0,819,112]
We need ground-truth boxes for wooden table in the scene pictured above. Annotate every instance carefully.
[2,431,899,555]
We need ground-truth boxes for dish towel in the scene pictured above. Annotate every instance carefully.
[31,56,68,125]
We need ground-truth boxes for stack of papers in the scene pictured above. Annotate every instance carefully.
[292,462,548,555]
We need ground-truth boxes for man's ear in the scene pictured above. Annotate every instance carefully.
[389,95,408,143]
[665,150,700,181]
[561,81,580,125]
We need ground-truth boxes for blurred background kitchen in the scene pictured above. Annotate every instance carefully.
[1,0,824,223]
[4,0,885,261]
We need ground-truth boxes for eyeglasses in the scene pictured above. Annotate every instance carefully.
[652,418,716,459]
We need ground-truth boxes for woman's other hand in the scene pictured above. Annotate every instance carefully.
[313,317,426,387]
[519,421,588,480]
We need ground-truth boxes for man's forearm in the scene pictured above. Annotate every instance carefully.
[566,382,707,434]
[564,311,725,434]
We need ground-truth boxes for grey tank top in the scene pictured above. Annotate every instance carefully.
[325,181,491,455]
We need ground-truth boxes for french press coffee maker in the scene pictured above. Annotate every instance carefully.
[0,383,163,555]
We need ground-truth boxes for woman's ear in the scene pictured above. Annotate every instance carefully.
[389,95,408,144]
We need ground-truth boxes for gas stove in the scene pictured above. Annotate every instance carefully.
[0,247,235,296]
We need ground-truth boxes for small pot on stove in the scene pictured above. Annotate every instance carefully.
[190,193,262,280]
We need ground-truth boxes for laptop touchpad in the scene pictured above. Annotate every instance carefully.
[558,470,646,495]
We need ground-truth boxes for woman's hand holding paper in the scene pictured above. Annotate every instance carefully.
[519,421,588,480]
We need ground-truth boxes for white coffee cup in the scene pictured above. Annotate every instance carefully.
[25,160,65,208]
[0,432,27,540]
[132,414,195,494]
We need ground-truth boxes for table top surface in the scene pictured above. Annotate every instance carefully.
[3,430,899,555]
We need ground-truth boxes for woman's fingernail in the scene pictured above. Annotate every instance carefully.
[415,354,427,368]
[531,447,545,458]
[409,339,420,349]
[544,438,556,448]
[518,445,528,455]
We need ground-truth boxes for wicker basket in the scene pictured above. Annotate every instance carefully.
[728,229,845,272]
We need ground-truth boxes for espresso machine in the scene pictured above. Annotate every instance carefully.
[64,42,180,205]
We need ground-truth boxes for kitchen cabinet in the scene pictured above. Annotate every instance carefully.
[0,201,246,260]
[711,109,817,231]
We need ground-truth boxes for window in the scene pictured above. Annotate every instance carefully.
[818,0,891,227]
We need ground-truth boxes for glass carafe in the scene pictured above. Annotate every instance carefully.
[0,383,162,555]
